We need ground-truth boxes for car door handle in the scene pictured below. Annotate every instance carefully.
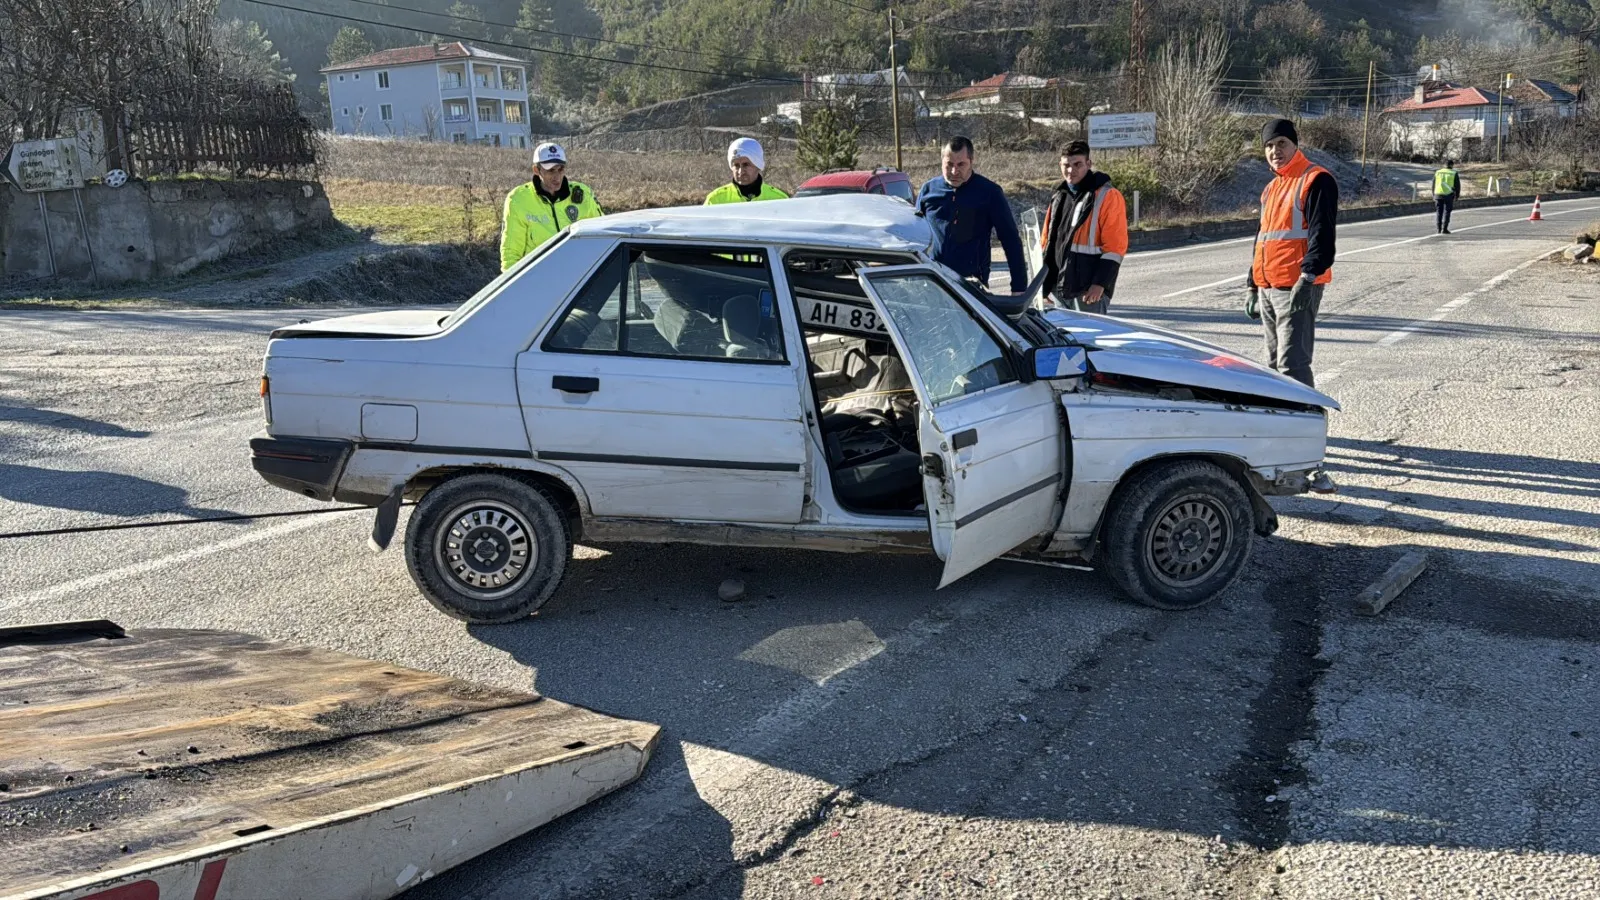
[952,429,978,450]
[552,375,599,394]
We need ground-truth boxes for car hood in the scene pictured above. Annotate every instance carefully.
[269,309,447,340]
[1042,309,1340,410]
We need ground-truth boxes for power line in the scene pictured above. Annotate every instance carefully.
[331,0,854,73]
[243,0,814,84]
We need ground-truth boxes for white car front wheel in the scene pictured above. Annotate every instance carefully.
[404,474,571,623]
[1101,460,1254,610]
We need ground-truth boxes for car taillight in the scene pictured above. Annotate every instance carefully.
[259,375,272,425]
[259,376,270,397]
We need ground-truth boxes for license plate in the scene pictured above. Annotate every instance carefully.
[801,298,888,336]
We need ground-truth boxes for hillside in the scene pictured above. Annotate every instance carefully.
[222,0,1596,114]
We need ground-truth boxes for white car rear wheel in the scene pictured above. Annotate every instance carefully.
[404,474,571,623]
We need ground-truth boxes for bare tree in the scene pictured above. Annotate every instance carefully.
[1265,55,1316,123]
[1150,27,1243,206]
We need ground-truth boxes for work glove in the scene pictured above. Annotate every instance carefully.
[1288,275,1317,316]
[1245,287,1260,320]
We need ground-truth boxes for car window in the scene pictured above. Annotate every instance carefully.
[864,272,1016,406]
[544,245,786,363]
[884,179,915,202]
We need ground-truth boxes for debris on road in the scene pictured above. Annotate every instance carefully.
[1354,549,1430,616]
[718,578,747,603]
[1,622,660,900]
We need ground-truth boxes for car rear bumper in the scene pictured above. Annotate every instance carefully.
[249,434,354,501]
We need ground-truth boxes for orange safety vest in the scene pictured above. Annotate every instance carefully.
[1252,151,1332,290]
[1039,183,1129,264]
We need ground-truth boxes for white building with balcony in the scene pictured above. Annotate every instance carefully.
[322,42,531,147]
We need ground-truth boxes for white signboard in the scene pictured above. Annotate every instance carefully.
[1,138,85,192]
[65,107,109,180]
[1087,112,1157,149]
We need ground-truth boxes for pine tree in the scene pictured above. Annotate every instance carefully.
[325,26,375,67]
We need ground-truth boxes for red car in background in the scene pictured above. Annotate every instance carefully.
[794,167,916,203]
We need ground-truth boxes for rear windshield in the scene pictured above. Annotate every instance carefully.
[882,179,915,202]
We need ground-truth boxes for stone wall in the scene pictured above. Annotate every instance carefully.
[1,179,333,284]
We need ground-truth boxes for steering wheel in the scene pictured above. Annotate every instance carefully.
[849,410,896,431]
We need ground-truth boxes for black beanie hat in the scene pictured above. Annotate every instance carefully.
[1262,118,1298,146]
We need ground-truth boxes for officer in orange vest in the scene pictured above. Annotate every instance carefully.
[1246,118,1337,389]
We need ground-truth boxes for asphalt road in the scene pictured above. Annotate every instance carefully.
[2,196,1598,899]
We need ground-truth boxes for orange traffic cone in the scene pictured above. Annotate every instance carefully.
[1529,195,1544,221]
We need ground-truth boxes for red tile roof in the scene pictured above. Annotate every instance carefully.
[321,42,524,73]
[945,74,1012,101]
[1384,84,1507,113]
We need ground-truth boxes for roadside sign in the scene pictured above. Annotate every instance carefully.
[1087,112,1157,149]
[65,106,109,180]
[1,138,85,192]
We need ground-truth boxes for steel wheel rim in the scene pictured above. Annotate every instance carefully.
[433,500,537,601]
[1146,492,1232,588]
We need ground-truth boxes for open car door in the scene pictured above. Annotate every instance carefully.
[856,266,1065,587]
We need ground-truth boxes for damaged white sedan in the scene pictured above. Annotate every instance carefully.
[250,196,1338,623]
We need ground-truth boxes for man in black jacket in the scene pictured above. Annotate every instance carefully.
[1246,119,1337,390]
[1039,141,1129,315]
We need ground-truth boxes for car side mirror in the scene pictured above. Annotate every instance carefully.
[1027,345,1088,382]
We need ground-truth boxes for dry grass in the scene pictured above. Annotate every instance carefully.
[320,135,1063,241]
[319,135,1469,243]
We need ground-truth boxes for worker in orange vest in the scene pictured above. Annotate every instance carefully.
[1246,118,1337,389]
[1039,140,1129,315]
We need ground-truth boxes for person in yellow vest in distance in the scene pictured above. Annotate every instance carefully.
[500,141,605,272]
[1433,159,1461,235]
[705,138,789,204]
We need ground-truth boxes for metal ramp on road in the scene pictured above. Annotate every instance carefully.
[0,622,659,900]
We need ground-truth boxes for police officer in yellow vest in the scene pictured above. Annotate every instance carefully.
[1433,159,1461,235]
[500,141,605,272]
[705,138,789,204]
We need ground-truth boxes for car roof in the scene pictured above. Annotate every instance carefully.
[568,194,932,252]
[797,169,908,191]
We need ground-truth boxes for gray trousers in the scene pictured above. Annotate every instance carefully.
[1260,282,1323,387]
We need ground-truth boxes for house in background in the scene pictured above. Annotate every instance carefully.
[1504,77,1583,122]
[322,42,531,147]
[774,67,927,124]
[1382,78,1514,159]
[932,73,1080,120]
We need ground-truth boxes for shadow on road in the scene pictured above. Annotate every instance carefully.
[0,405,150,440]
[0,462,234,519]
[407,525,1600,898]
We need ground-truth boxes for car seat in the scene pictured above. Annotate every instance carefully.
[654,295,725,357]
[721,294,775,359]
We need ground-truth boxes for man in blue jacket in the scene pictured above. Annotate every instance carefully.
[915,136,1027,294]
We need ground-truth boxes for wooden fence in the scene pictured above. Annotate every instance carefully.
[129,84,317,177]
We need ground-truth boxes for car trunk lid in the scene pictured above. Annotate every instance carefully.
[269,309,447,340]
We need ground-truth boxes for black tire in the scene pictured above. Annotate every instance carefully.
[404,474,572,623]
[1101,460,1254,611]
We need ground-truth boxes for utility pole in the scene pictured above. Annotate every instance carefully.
[1360,60,1375,179]
[1495,72,1510,164]
[888,4,902,170]
[1129,0,1147,109]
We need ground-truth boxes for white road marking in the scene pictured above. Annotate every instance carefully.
[0,509,362,612]
[1319,248,1564,386]
[1155,202,1600,298]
